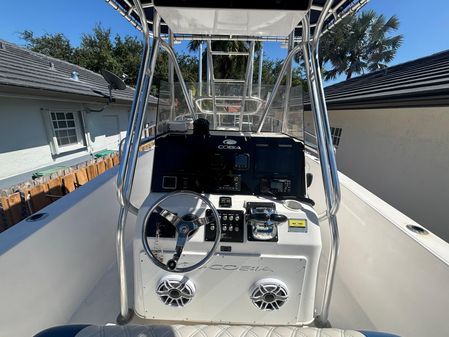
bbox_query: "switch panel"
[205,209,245,242]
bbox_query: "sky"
[1,0,449,84]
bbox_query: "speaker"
[250,279,288,310]
[156,275,195,307]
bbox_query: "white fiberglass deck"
[1,150,448,337]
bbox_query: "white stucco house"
[305,49,449,241]
[0,40,156,187]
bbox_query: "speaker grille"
[156,276,195,307]
[250,279,288,311]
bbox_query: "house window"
[41,109,85,156]
[330,127,342,148]
[50,112,79,146]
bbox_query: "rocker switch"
[219,197,232,208]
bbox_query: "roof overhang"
[0,83,158,105]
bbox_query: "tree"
[20,30,74,61]
[20,26,198,92]
[113,35,143,86]
[21,25,142,84]
[253,58,305,88]
[73,25,123,79]
[188,40,263,81]
[320,10,403,80]
[150,51,199,95]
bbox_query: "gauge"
[234,153,250,170]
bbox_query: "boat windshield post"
[256,43,302,133]
[301,0,342,327]
[248,43,255,102]
[160,39,197,120]
[281,32,294,133]
[206,44,211,96]
[312,42,341,214]
[168,29,175,121]
[239,41,256,131]
[116,5,161,325]
[198,42,203,97]
[257,44,264,98]
[206,40,218,127]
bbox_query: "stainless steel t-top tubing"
[311,45,341,214]
[257,44,264,99]
[302,0,342,325]
[116,6,161,323]
[256,43,303,133]
[302,32,338,327]
[281,32,294,133]
[159,39,196,120]
[239,41,255,131]
[168,29,175,121]
[199,42,203,97]
[206,40,217,127]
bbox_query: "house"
[304,49,449,241]
[0,40,157,187]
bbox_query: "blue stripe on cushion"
[360,330,401,337]
[34,325,91,337]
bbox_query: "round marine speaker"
[250,279,288,311]
[156,275,195,307]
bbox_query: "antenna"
[100,69,126,102]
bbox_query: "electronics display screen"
[234,154,250,170]
[151,133,305,198]
[255,147,294,175]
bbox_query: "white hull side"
[1,150,448,337]
[307,154,449,337]
[0,150,153,337]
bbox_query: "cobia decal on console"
[218,139,241,150]
[199,264,274,272]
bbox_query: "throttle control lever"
[250,212,287,223]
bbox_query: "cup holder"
[406,224,429,235]
[26,213,49,222]
[283,200,303,211]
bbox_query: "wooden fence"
[0,141,154,233]
[0,153,121,232]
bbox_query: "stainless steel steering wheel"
[142,190,221,273]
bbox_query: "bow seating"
[35,324,400,337]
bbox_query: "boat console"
[151,132,306,199]
[134,131,321,325]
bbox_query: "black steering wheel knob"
[167,259,177,270]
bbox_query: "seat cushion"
[35,324,400,337]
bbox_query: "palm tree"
[320,10,403,80]
[188,40,260,80]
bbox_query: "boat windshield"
[156,81,304,139]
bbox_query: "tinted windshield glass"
[156,81,303,139]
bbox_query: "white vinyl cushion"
[76,325,366,337]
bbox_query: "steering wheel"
[142,190,221,273]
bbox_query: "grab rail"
[115,2,160,324]
[302,0,342,327]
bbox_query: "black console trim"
[151,133,306,199]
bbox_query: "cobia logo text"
[218,139,241,150]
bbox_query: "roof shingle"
[0,40,146,103]
[321,49,449,109]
